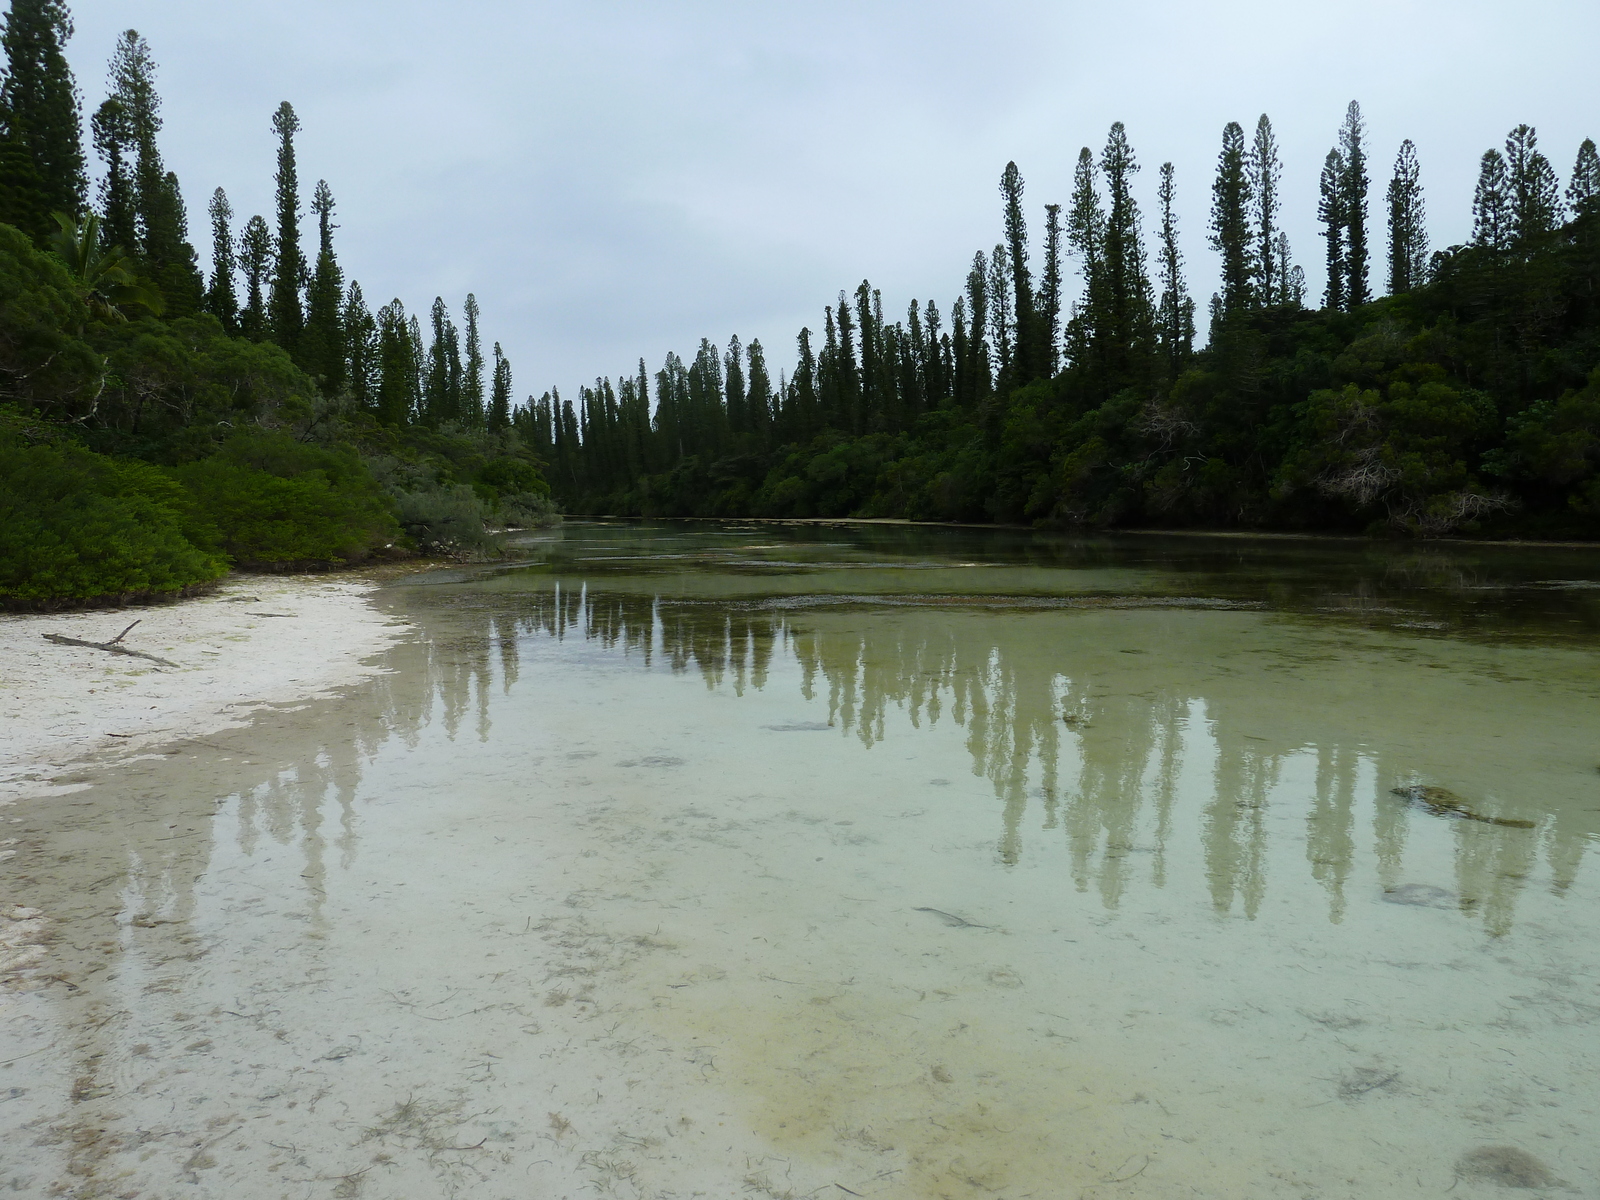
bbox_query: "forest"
[546,114,1600,537]
[0,1,553,607]
[3,0,1600,609]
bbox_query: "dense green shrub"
[0,439,226,606]
[168,431,401,566]
[0,223,104,421]
[390,483,501,554]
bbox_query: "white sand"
[0,574,412,805]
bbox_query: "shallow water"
[4,523,1600,1198]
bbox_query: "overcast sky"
[63,0,1600,401]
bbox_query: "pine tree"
[999,161,1042,381]
[1276,233,1305,306]
[0,0,85,220]
[1250,115,1281,304]
[205,187,238,332]
[793,328,819,442]
[1155,161,1195,374]
[746,339,772,439]
[922,299,949,402]
[987,243,1013,386]
[1386,139,1427,295]
[724,334,746,434]
[1504,124,1560,246]
[1039,202,1062,375]
[1065,146,1105,370]
[89,96,134,251]
[268,101,304,352]
[462,294,485,427]
[302,180,345,392]
[488,342,512,431]
[1569,138,1600,217]
[375,300,416,425]
[1318,149,1346,310]
[1099,122,1155,381]
[1339,102,1370,306]
[107,32,200,312]
[343,282,376,412]
[425,297,461,426]
[237,214,272,340]
[1209,121,1253,319]
[1471,149,1511,252]
[833,291,862,432]
[963,252,992,403]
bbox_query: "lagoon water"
[4,522,1600,1198]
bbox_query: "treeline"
[0,1,554,606]
[549,105,1600,538]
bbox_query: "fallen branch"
[42,620,180,668]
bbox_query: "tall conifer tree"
[999,162,1041,381]
[724,334,747,433]
[1276,233,1305,306]
[89,96,134,251]
[1156,162,1195,374]
[747,339,773,438]
[1568,138,1599,217]
[1099,122,1155,381]
[462,294,485,427]
[425,297,462,426]
[1209,121,1253,319]
[107,31,200,312]
[238,213,272,340]
[303,180,345,391]
[1249,115,1281,304]
[205,187,238,332]
[1338,102,1370,307]
[343,282,376,412]
[1386,140,1427,295]
[0,0,84,220]
[374,300,416,425]
[1065,147,1105,373]
[1039,202,1063,374]
[1504,124,1560,246]
[488,343,512,431]
[793,328,819,441]
[1318,149,1346,310]
[268,101,304,351]
[1471,149,1511,252]
[987,243,1013,386]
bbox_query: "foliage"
[168,430,401,566]
[0,436,225,606]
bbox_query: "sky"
[63,0,1600,402]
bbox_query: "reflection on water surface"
[3,521,1598,1198]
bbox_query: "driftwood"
[42,620,180,668]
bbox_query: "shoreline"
[0,569,424,806]
[576,513,1600,549]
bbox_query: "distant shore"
[0,572,420,806]
[573,514,1600,550]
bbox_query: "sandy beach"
[0,573,415,806]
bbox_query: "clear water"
[4,522,1599,1198]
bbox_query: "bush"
[0,439,226,607]
[391,483,503,555]
[168,430,401,566]
[498,489,560,528]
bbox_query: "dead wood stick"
[106,620,140,645]
[42,631,179,669]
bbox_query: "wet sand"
[0,575,414,806]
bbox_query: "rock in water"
[1455,1145,1562,1188]
[1390,785,1536,829]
